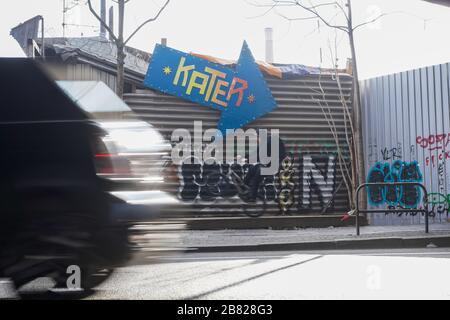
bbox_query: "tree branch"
[276,10,321,21]
[352,11,401,31]
[288,0,348,32]
[124,0,170,45]
[270,0,342,10]
[332,1,349,22]
[248,1,349,30]
[246,2,278,19]
[87,0,118,42]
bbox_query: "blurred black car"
[0,59,175,294]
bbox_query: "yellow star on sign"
[163,66,172,75]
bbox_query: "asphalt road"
[5,248,450,300]
[90,248,450,300]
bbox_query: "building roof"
[35,37,341,80]
[11,17,348,81]
[38,37,151,76]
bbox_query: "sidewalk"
[177,224,450,252]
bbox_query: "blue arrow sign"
[143,41,278,135]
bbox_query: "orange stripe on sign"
[256,60,282,78]
[191,53,235,66]
[191,52,283,79]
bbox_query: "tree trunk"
[347,0,367,210]
[116,0,126,98]
[116,45,126,98]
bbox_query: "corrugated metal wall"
[46,61,146,93]
[45,62,118,90]
[66,63,117,90]
[361,62,450,225]
[124,73,353,216]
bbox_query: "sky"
[1,0,450,79]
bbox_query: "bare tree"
[250,0,393,210]
[87,0,170,97]
[314,41,356,210]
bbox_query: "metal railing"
[355,182,429,236]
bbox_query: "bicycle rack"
[355,182,429,236]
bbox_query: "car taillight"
[95,153,114,175]
[92,136,131,177]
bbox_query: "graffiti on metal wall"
[291,142,340,212]
[384,192,450,218]
[381,147,402,161]
[424,151,450,167]
[368,143,403,161]
[367,160,423,208]
[416,134,450,167]
[179,161,276,202]
[414,133,450,217]
[368,143,449,217]
[428,193,450,217]
[287,143,339,212]
[298,154,337,212]
[416,134,450,151]
[278,157,296,213]
[179,153,338,213]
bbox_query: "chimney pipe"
[161,38,168,46]
[109,6,114,41]
[100,0,107,38]
[265,27,274,64]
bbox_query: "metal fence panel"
[362,63,450,225]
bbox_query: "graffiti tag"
[179,153,338,213]
[381,147,402,161]
[298,154,337,212]
[180,162,276,202]
[416,134,450,151]
[367,160,423,208]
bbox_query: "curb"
[183,215,368,230]
[187,235,450,253]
